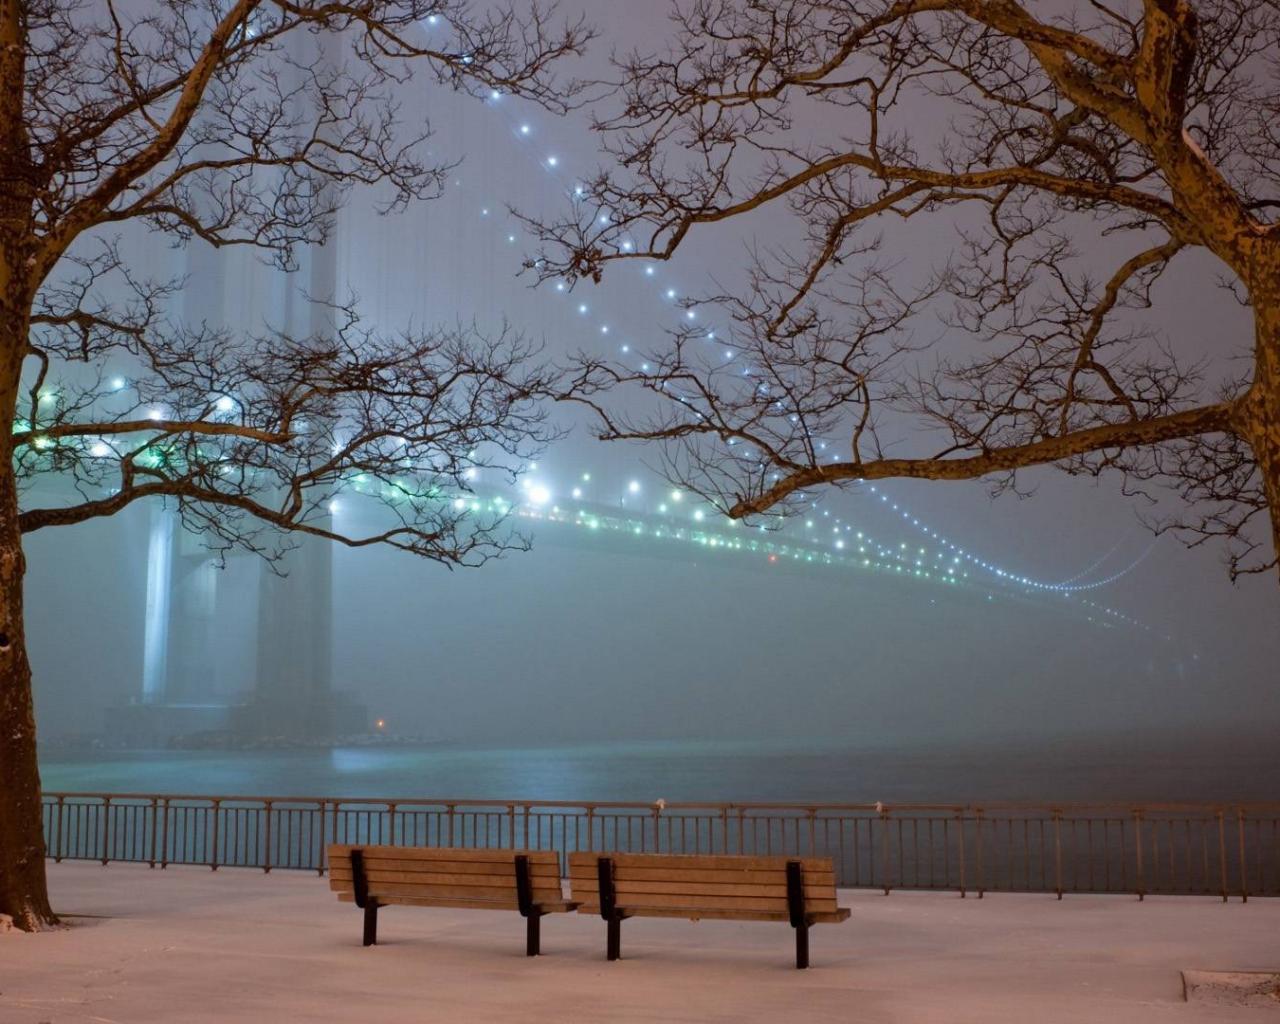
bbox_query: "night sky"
[24,0,1280,753]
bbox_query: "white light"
[621,240,633,251]
[490,89,501,100]
[215,395,235,413]
[109,377,126,391]
[147,408,164,421]
[453,498,467,510]
[427,14,438,24]
[556,282,566,292]
[582,472,591,481]
[694,510,704,522]
[528,484,552,506]
[685,309,696,320]
[547,156,558,167]
[670,490,682,502]
[329,500,341,513]
[621,344,630,353]
[574,185,584,196]
[507,234,516,243]
[578,303,588,314]
[666,288,676,299]
[598,213,610,224]
[645,267,655,276]
[90,442,112,458]
[600,325,609,334]
[520,124,531,135]
[481,208,489,216]
[572,487,582,499]
[628,480,641,494]
[463,468,478,481]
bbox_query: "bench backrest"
[328,844,563,908]
[567,852,838,919]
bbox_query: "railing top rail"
[40,791,1280,815]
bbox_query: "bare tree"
[0,0,589,931]
[524,0,1280,583]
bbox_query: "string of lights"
[455,86,1158,619]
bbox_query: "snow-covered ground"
[3,861,1279,1022]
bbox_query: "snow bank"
[2,862,1278,1022]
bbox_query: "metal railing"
[42,793,1280,900]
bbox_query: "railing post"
[957,811,966,898]
[508,804,516,849]
[446,804,456,846]
[1053,811,1063,900]
[1133,809,1145,901]
[148,797,159,868]
[1217,810,1228,902]
[263,801,273,874]
[326,799,336,874]
[53,796,64,863]
[387,803,397,847]
[880,807,891,896]
[1237,809,1249,903]
[737,807,746,856]
[210,799,221,871]
[721,806,729,855]
[807,809,817,856]
[586,805,596,852]
[101,797,111,865]
[160,798,169,869]
[975,809,985,899]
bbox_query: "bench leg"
[606,917,621,961]
[793,921,809,970]
[362,902,379,947]
[526,913,542,957]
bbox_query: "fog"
[26,1,1280,788]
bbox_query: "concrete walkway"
[2,862,1278,1022]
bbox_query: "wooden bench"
[327,844,578,955]
[568,852,849,968]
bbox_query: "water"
[39,733,1280,805]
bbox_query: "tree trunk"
[0,427,56,932]
[1240,289,1280,580]
[0,0,52,933]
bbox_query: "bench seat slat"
[338,893,579,913]
[332,858,561,879]
[578,906,855,926]
[570,879,836,899]
[330,868,562,890]
[567,866,834,886]
[332,875,563,901]
[567,852,831,872]
[575,891,837,913]
[329,845,558,865]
